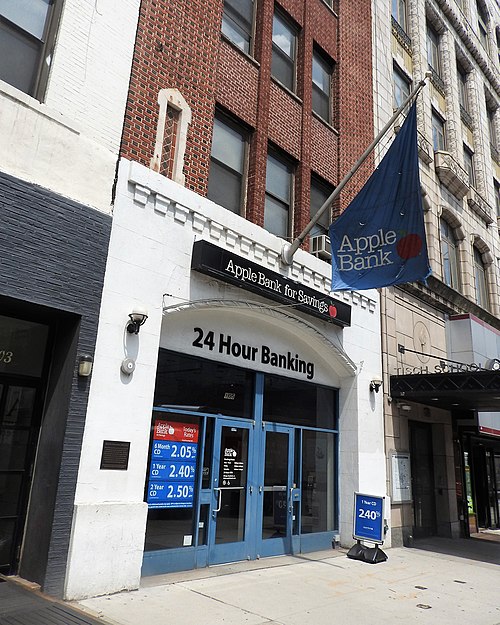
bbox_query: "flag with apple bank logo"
[329,103,431,291]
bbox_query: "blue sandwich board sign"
[353,493,385,544]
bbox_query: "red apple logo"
[396,233,422,259]
[328,304,337,318]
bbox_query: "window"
[488,104,498,157]
[440,219,460,290]
[426,24,441,75]
[312,49,332,122]
[457,65,469,112]
[221,0,254,54]
[477,2,489,52]
[392,0,408,31]
[463,145,475,187]
[207,114,248,215]
[431,111,446,151]
[494,179,500,216]
[473,247,489,309]
[393,66,411,109]
[271,11,297,92]
[0,0,60,99]
[310,176,333,238]
[264,151,293,238]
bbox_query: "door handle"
[213,488,222,513]
[289,487,294,513]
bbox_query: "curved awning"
[162,297,357,376]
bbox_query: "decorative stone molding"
[434,150,470,197]
[133,184,150,206]
[440,205,466,240]
[467,187,494,224]
[150,89,192,185]
[391,16,412,53]
[126,163,378,312]
[418,132,433,164]
[154,193,170,215]
[434,0,500,98]
[472,234,494,265]
[226,230,238,248]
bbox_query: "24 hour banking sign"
[147,420,199,509]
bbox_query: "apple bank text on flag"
[329,103,431,291]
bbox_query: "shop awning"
[390,370,500,412]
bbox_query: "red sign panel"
[153,420,199,443]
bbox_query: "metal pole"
[281,73,430,266]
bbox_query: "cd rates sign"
[353,493,385,544]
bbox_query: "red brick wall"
[121,0,373,242]
[338,1,374,210]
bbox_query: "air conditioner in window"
[310,234,332,260]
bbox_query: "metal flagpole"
[280,72,431,266]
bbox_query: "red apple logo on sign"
[396,233,422,260]
[328,304,337,318]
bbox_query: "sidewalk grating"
[0,582,108,625]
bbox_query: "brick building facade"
[119,0,374,233]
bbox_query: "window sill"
[0,79,81,135]
[312,110,339,136]
[270,76,303,105]
[220,34,260,69]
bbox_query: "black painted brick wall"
[0,170,112,596]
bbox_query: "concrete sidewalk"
[75,536,500,625]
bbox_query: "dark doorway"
[472,444,499,529]
[0,315,49,574]
[409,421,437,538]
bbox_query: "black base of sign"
[347,541,388,564]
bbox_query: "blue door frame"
[207,417,257,564]
[257,423,297,558]
[142,374,339,576]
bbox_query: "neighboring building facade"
[0,0,139,597]
[63,0,388,600]
[374,0,500,546]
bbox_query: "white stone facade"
[373,0,500,544]
[63,158,387,599]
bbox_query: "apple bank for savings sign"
[147,420,199,509]
[191,241,351,327]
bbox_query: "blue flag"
[329,103,431,291]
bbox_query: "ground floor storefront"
[62,160,386,599]
[389,310,500,545]
[142,350,339,575]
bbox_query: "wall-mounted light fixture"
[369,378,383,393]
[126,306,148,334]
[78,354,94,377]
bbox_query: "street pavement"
[75,533,500,625]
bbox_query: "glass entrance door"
[0,383,40,573]
[258,424,296,558]
[208,419,255,564]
